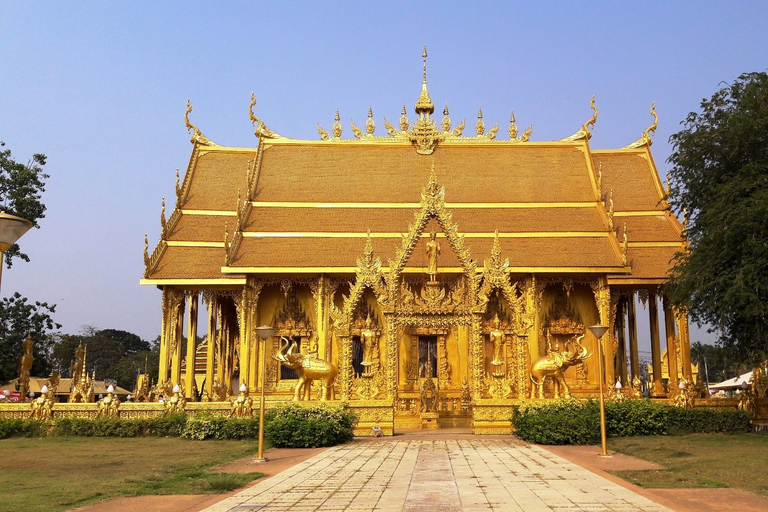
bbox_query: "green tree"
[0,292,61,383]
[665,71,768,358]
[0,141,49,267]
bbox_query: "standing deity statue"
[490,315,505,367]
[426,231,441,282]
[17,334,34,399]
[360,315,378,372]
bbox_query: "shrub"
[512,399,600,445]
[264,402,357,448]
[0,419,46,439]
[512,399,752,444]
[181,416,259,440]
[667,407,751,433]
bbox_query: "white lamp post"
[588,324,610,457]
[254,325,276,463]
[0,211,34,291]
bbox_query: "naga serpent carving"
[530,334,590,399]
[273,337,338,401]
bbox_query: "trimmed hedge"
[0,404,358,448]
[512,399,751,444]
[265,402,357,448]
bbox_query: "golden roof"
[143,59,684,286]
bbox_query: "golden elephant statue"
[530,334,590,399]
[273,337,338,401]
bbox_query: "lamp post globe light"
[254,325,276,463]
[587,324,610,457]
[0,211,34,290]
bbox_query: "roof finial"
[160,197,166,230]
[509,111,518,139]
[442,104,451,133]
[366,106,375,135]
[476,107,485,135]
[642,101,658,144]
[143,234,150,269]
[415,46,434,116]
[399,104,409,132]
[332,109,342,138]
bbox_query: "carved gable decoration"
[544,293,584,335]
[273,293,312,337]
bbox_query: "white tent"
[709,371,753,391]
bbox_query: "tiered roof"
[142,61,683,287]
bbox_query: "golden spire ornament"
[442,105,451,133]
[508,111,518,139]
[399,104,409,132]
[414,46,434,116]
[332,109,342,138]
[366,106,375,135]
[476,108,485,135]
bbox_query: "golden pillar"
[170,297,185,387]
[627,292,640,381]
[649,292,665,396]
[663,296,679,391]
[598,280,614,386]
[676,307,693,381]
[471,313,484,400]
[204,293,217,399]
[185,292,199,400]
[238,286,254,392]
[615,296,627,385]
[158,287,172,384]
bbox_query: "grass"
[608,433,768,497]
[0,437,266,512]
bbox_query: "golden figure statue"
[489,315,505,370]
[69,343,95,403]
[96,387,120,419]
[229,386,254,418]
[17,334,34,400]
[360,315,378,374]
[426,231,440,282]
[29,394,53,421]
[163,385,187,415]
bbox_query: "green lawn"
[0,437,265,512]
[609,433,768,497]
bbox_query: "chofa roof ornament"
[625,102,658,148]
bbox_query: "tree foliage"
[0,141,49,267]
[665,72,768,357]
[48,327,157,390]
[0,292,61,384]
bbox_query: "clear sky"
[1,2,767,349]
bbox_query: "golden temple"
[140,51,693,434]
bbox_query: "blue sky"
[1,2,767,348]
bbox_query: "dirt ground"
[75,435,768,512]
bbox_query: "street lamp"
[254,325,276,463]
[588,324,610,457]
[0,211,34,291]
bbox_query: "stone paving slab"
[202,440,670,512]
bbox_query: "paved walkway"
[203,439,669,511]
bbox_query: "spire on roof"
[249,92,280,139]
[184,99,215,146]
[414,46,434,117]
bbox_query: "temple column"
[663,296,679,392]
[649,291,665,396]
[204,293,217,399]
[386,314,398,401]
[185,292,199,400]
[676,307,693,381]
[238,285,254,392]
[627,292,640,382]
[158,287,172,384]
[598,279,614,386]
[170,296,185,387]
[615,296,627,385]
[339,334,351,400]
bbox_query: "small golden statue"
[163,384,187,415]
[360,315,378,375]
[96,385,120,419]
[28,385,54,421]
[489,315,505,376]
[211,376,229,402]
[426,231,440,283]
[229,384,254,418]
